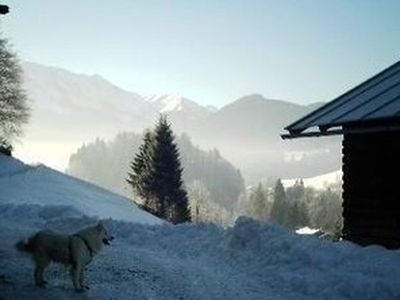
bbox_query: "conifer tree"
[288,201,308,229]
[127,130,156,211]
[286,179,309,229]
[270,179,287,225]
[127,115,190,223]
[247,183,269,220]
[297,201,309,228]
[151,115,190,223]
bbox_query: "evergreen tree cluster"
[307,183,343,233]
[241,178,342,233]
[245,183,271,221]
[178,133,245,210]
[68,132,143,194]
[127,116,190,224]
[68,131,245,220]
[270,179,308,229]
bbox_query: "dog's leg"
[79,268,89,290]
[34,260,49,287]
[71,264,85,293]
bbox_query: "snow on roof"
[0,154,161,224]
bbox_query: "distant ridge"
[19,61,340,181]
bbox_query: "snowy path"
[0,206,265,300]
[1,204,400,300]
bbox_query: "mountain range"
[19,61,341,182]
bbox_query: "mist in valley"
[14,61,344,230]
[18,61,342,180]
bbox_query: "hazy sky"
[1,0,400,107]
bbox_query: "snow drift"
[1,154,400,299]
[2,208,400,299]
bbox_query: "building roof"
[282,60,400,139]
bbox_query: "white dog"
[16,221,114,292]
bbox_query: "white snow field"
[0,154,161,224]
[1,155,400,299]
[283,170,342,190]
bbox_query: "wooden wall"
[342,130,400,248]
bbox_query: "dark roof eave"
[282,120,400,139]
[284,60,400,133]
[281,128,343,139]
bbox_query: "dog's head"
[96,221,114,246]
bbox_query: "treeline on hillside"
[68,131,245,223]
[240,179,342,234]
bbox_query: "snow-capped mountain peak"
[145,94,187,113]
[145,94,214,118]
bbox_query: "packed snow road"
[1,204,400,300]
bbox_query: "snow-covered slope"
[23,61,145,114]
[0,154,161,224]
[283,169,342,190]
[1,155,400,299]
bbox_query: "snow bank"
[0,154,161,224]
[1,154,400,299]
[1,207,400,300]
[296,226,320,235]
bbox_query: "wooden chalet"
[282,60,400,249]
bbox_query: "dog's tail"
[15,238,34,253]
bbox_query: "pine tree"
[127,116,190,223]
[286,179,309,229]
[0,35,29,151]
[126,130,156,212]
[287,179,305,201]
[151,115,190,223]
[270,179,287,225]
[247,183,269,221]
[287,201,308,230]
